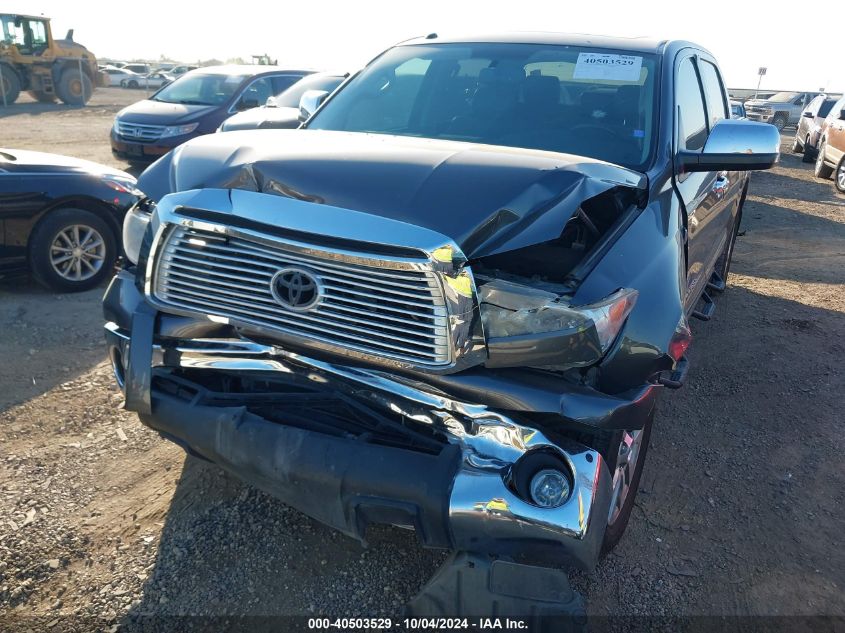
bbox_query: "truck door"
[672,54,735,313]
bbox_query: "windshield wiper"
[174,99,212,106]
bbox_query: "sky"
[17,0,842,92]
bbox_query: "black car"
[110,66,313,163]
[105,34,779,613]
[0,149,141,291]
[218,72,348,132]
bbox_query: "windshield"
[275,75,345,108]
[308,43,659,170]
[768,92,799,103]
[152,73,247,106]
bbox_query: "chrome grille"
[152,226,452,367]
[115,121,165,142]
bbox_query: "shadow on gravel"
[0,276,109,412]
[572,284,844,617]
[734,200,845,285]
[117,284,844,626]
[119,454,445,628]
[0,102,124,119]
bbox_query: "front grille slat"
[163,274,446,341]
[116,121,166,142]
[172,239,442,302]
[154,226,453,367]
[179,238,436,290]
[162,251,444,320]
[162,281,447,348]
[162,294,445,361]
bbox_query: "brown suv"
[814,95,845,192]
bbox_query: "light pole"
[754,67,767,100]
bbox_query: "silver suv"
[791,94,837,162]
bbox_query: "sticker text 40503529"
[573,53,643,82]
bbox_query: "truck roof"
[398,32,704,56]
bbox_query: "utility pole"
[755,67,767,100]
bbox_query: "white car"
[102,65,140,87]
[169,65,198,77]
[120,71,173,90]
[122,63,152,75]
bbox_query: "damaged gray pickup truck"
[104,34,779,619]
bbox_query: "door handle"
[712,171,729,197]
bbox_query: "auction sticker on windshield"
[573,53,643,82]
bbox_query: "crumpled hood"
[116,99,219,125]
[1,148,133,179]
[138,129,645,258]
[221,106,301,131]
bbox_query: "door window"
[676,57,707,151]
[698,60,728,128]
[271,75,301,96]
[238,77,273,108]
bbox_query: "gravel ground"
[1,89,843,631]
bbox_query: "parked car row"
[809,95,845,193]
[100,63,196,89]
[744,91,825,130]
[109,66,335,162]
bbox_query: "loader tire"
[57,68,93,105]
[0,66,21,105]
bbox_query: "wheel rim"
[838,163,845,190]
[49,224,106,282]
[775,117,785,130]
[607,428,644,526]
[69,78,82,96]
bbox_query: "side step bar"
[707,271,726,293]
[692,291,715,321]
[407,552,587,632]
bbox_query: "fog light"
[529,469,571,508]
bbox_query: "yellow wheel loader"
[0,13,106,106]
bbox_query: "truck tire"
[771,113,787,131]
[0,65,21,105]
[601,409,654,556]
[835,156,845,194]
[29,208,117,292]
[802,136,815,163]
[815,139,833,179]
[27,90,57,104]
[57,68,93,105]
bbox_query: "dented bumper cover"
[102,270,641,570]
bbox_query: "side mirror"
[802,111,814,118]
[264,96,279,108]
[677,119,780,173]
[839,110,845,121]
[237,96,260,111]
[299,89,329,121]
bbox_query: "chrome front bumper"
[105,320,612,570]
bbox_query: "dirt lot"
[1,89,843,631]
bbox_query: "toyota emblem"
[269,267,322,311]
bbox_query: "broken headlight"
[122,198,154,265]
[479,279,637,368]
